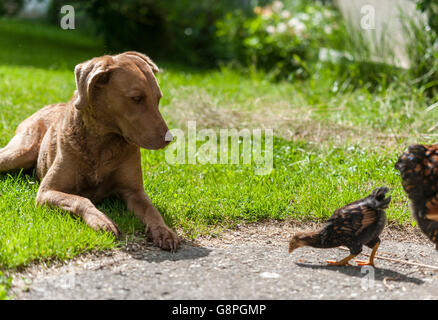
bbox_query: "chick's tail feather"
[369,187,391,209]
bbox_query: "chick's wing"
[328,203,377,236]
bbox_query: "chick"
[395,144,438,249]
[289,187,391,266]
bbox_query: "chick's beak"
[288,240,299,254]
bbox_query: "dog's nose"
[165,131,174,143]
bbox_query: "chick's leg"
[355,241,380,266]
[326,254,357,266]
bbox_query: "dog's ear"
[73,56,114,110]
[122,51,159,74]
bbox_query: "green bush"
[411,0,438,96]
[47,0,255,67]
[0,0,22,16]
[216,0,343,80]
[417,0,438,34]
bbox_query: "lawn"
[0,18,436,283]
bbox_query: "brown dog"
[0,51,180,251]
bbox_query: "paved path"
[11,222,438,300]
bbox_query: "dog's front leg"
[36,189,120,236]
[124,191,180,251]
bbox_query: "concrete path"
[10,222,438,300]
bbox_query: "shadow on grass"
[0,169,39,194]
[0,19,105,71]
[0,170,180,243]
[98,197,180,238]
[0,19,219,73]
[295,262,424,285]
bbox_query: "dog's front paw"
[147,224,180,252]
[84,211,120,237]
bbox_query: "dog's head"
[73,51,171,150]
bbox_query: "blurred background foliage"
[413,0,438,95]
[0,0,437,95]
[418,0,438,33]
[47,0,262,66]
[0,0,22,16]
[215,1,344,80]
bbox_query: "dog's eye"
[131,95,144,103]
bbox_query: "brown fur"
[0,52,179,251]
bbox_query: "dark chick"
[395,144,438,249]
[289,187,391,266]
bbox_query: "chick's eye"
[131,95,144,103]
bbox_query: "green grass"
[0,271,11,299]
[0,19,104,70]
[141,138,412,236]
[0,18,436,284]
[0,171,116,269]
